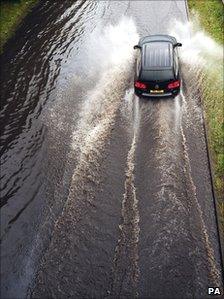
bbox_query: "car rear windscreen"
[140,69,174,82]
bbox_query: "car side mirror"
[174,42,182,47]
[133,45,141,50]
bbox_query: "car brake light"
[168,80,180,89]
[135,81,146,89]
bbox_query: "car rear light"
[168,80,180,89]
[134,81,146,89]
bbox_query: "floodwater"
[0,1,223,298]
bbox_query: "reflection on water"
[0,1,101,297]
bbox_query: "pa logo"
[208,287,221,295]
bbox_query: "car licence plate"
[150,90,164,93]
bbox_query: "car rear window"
[140,69,174,82]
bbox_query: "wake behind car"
[133,35,182,98]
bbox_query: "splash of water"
[85,17,139,76]
[170,18,223,72]
[71,17,139,155]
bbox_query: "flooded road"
[0,1,223,298]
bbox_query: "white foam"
[170,18,223,69]
[71,17,139,161]
[85,17,139,75]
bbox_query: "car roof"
[142,41,173,70]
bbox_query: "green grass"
[188,0,223,44]
[0,0,38,52]
[188,0,224,232]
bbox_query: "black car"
[133,35,182,98]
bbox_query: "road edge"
[0,0,39,54]
[185,0,224,287]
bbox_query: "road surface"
[1,1,223,298]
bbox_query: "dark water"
[0,1,223,298]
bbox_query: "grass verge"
[0,0,38,52]
[188,0,224,232]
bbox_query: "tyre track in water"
[31,57,136,298]
[135,98,196,298]
[30,14,139,298]
[180,64,223,288]
[180,108,221,288]
[135,92,222,298]
[111,97,140,298]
